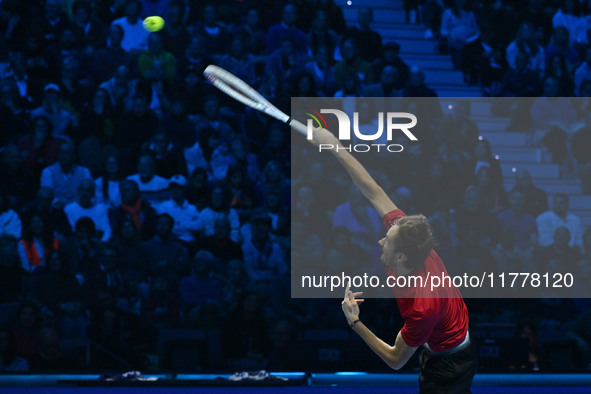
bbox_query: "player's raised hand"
[341,284,364,326]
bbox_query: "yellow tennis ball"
[143,16,165,32]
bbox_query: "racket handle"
[288,119,308,137]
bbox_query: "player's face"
[380,224,414,275]
[379,225,402,269]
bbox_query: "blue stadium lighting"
[335,372,368,375]
[273,372,307,377]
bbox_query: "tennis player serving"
[309,127,476,394]
[202,64,476,392]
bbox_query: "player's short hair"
[392,214,436,270]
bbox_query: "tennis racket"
[203,65,308,136]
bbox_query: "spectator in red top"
[18,214,59,273]
[309,127,476,393]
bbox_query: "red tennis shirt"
[383,209,469,352]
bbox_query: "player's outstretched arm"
[309,127,398,217]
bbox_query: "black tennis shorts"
[418,338,478,394]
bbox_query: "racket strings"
[207,75,262,110]
[204,64,291,125]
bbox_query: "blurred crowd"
[0,0,590,373]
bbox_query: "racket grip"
[288,119,308,137]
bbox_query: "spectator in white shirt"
[111,0,150,53]
[40,142,93,208]
[537,193,583,248]
[552,0,587,45]
[200,185,241,243]
[64,179,112,242]
[241,209,286,285]
[506,22,545,75]
[127,154,170,202]
[152,175,202,244]
[0,193,22,240]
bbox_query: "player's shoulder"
[426,249,446,270]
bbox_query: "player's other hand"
[341,284,364,325]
